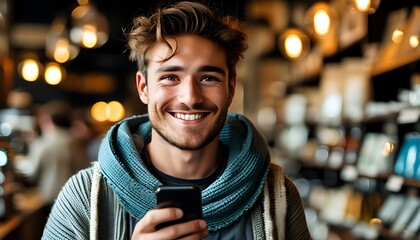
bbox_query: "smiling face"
[137,35,236,150]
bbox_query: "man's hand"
[132,208,208,240]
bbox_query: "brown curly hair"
[126,1,248,81]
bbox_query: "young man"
[42,1,311,239]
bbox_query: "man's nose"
[177,78,204,106]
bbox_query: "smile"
[173,113,205,120]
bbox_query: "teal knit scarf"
[98,112,270,231]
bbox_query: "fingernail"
[199,220,207,229]
[175,209,183,217]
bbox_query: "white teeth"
[174,113,204,120]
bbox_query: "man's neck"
[146,138,221,180]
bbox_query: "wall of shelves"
[241,1,420,239]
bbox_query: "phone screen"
[155,185,203,229]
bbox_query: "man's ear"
[136,71,148,104]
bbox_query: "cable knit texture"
[98,113,270,231]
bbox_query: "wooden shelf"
[371,50,420,77]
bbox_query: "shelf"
[402,178,420,188]
[322,220,407,240]
[379,228,404,240]
[300,161,420,189]
[371,50,420,77]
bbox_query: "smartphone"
[155,185,203,229]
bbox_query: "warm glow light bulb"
[21,59,40,81]
[91,101,108,122]
[285,34,303,59]
[44,63,63,85]
[392,29,404,43]
[352,0,380,14]
[91,101,125,122]
[410,35,419,48]
[305,3,337,39]
[54,39,70,63]
[107,101,125,122]
[71,4,109,48]
[354,0,370,12]
[279,28,310,60]
[314,9,330,36]
[71,5,91,19]
[82,24,98,48]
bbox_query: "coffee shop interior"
[0,0,420,239]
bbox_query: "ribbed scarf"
[98,112,270,231]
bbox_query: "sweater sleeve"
[284,176,312,239]
[42,167,93,239]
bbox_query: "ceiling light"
[305,3,338,39]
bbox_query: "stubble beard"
[149,106,228,151]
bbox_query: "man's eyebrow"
[199,66,226,75]
[156,65,183,73]
[155,65,226,75]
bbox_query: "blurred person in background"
[23,100,90,208]
[71,108,103,163]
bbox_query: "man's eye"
[162,76,177,81]
[202,76,218,82]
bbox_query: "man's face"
[137,35,235,150]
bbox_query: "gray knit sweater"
[42,163,311,239]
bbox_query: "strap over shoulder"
[262,163,286,240]
[90,162,102,240]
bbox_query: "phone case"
[155,185,203,229]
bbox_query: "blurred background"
[6,0,248,108]
[0,0,420,239]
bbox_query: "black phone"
[155,185,203,229]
